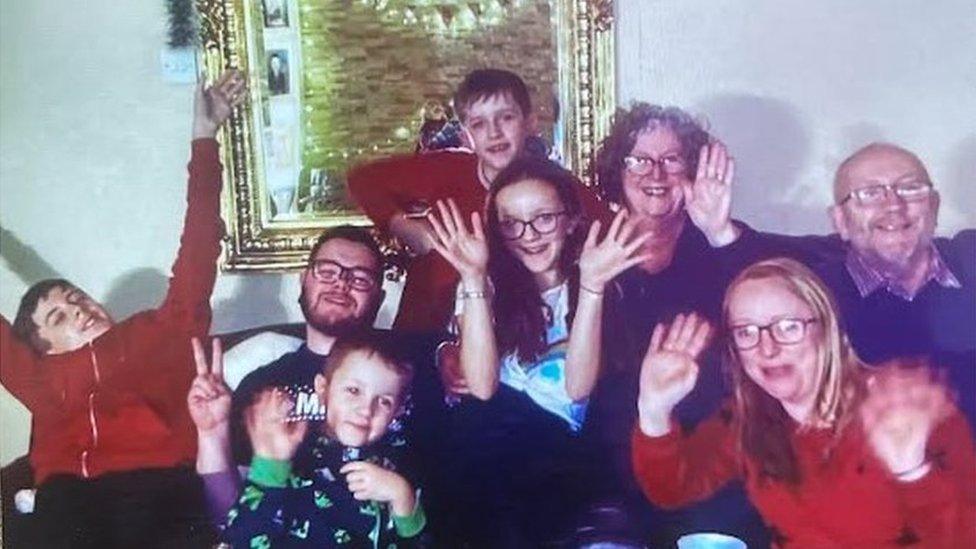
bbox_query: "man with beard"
[228,226,387,464]
[192,226,448,529]
[190,226,386,519]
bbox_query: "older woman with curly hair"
[593,104,739,253]
[582,103,768,545]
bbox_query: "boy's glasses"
[498,211,567,240]
[309,259,379,291]
[729,318,819,350]
[623,154,686,176]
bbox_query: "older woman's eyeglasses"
[839,181,932,206]
[623,154,686,176]
[729,317,819,350]
[498,211,567,240]
[309,259,379,291]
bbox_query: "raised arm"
[189,337,234,473]
[860,365,976,540]
[894,410,976,545]
[426,199,496,400]
[347,154,453,256]
[157,71,244,333]
[187,337,240,523]
[222,388,308,545]
[564,211,652,400]
[683,141,739,247]
[685,142,845,268]
[630,314,742,507]
[0,315,45,411]
[631,401,741,509]
[635,313,712,436]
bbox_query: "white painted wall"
[1,0,974,465]
[0,0,308,465]
[616,0,976,235]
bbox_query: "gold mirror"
[197,0,614,271]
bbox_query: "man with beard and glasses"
[192,226,448,532]
[228,227,388,461]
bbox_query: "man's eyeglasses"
[623,154,686,176]
[309,259,379,291]
[729,318,819,350]
[839,181,932,207]
[498,211,567,240]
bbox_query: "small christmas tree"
[166,0,198,48]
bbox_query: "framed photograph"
[196,0,615,271]
[266,50,289,96]
[262,0,289,27]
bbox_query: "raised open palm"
[861,363,952,476]
[638,313,712,434]
[684,141,736,245]
[427,198,488,282]
[579,209,654,292]
[193,69,246,139]
[246,388,308,462]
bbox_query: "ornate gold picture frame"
[197,0,614,271]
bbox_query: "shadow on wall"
[941,134,976,232]
[0,226,171,321]
[0,226,62,284]
[836,122,886,153]
[694,94,824,235]
[212,273,289,333]
[1,225,292,335]
[103,268,168,320]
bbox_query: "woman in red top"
[632,257,975,547]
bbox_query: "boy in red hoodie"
[0,70,243,547]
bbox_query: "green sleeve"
[392,495,427,538]
[247,455,292,488]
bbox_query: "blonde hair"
[722,258,864,483]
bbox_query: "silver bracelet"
[459,289,488,299]
[579,283,604,297]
